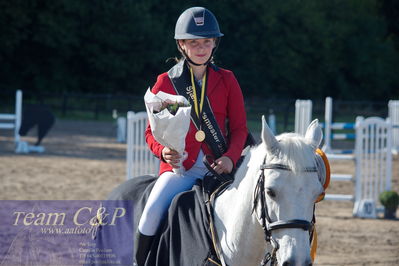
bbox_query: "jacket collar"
[168,60,222,96]
[207,63,222,96]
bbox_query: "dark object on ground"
[19,104,55,145]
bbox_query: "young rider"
[136,7,248,265]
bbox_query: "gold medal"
[190,67,207,143]
[195,130,206,142]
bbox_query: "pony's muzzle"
[282,259,312,266]
[282,259,313,266]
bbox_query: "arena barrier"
[126,111,159,179]
[112,109,127,143]
[127,108,392,217]
[295,97,398,154]
[268,110,277,135]
[294,99,393,218]
[0,90,44,153]
[294,97,356,151]
[116,117,127,143]
[388,100,399,154]
[294,99,357,204]
[325,116,392,218]
[1,90,47,153]
[0,90,22,149]
[0,90,45,153]
[323,97,356,154]
[294,99,312,136]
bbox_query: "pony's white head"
[255,116,325,266]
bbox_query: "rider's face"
[179,38,215,65]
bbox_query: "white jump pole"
[116,117,127,143]
[323,97,333,153]
[388,100,399,154]
[0,90,22,147]
[268,110,276,135]
[126,111,134,179]
[15,90,22,144]
[294,99,312,136]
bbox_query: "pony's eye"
[267,189,276,198]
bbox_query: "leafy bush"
[379,190,399,211]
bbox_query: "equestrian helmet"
[174,7,224,40]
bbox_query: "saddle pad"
[84,175,157,266]
[147,179,220,266]
[88,175,221,266]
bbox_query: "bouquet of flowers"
[144,88,192,175]
[156,101,189,116]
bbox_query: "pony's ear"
[261,115,279,154]
[305,119,323,149]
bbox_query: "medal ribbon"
[189,67,206,121]
[168,60,228,157]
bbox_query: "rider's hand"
[162,147,181,168]
[212,156,233,174]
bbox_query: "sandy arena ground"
[0,119,398,265]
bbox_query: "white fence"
[353,117,392,217]
[1,90,46,153]
[294,100,393,218]
[0,90,22,147]
[389,100,399,154]
[324,117,392,218]
[125,104,394,218]
[126,111,159,179]
[295,97,398,154]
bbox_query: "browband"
[260,163,317,173]
[260,148,331,202]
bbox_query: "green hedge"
[1,0,399,100]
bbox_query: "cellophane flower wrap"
[144,88,191,175]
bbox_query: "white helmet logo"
[192,10,205,26]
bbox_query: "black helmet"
[174,7,224,40]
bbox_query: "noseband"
[253,158,317,266]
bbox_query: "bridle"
[252,159,318,266]
[203,147,329,266]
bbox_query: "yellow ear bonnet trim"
[310,227,318,262]
[315,148,330,190]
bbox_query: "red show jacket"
[145,64,248,175]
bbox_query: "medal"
[190,67,208,143]
[195,130,206,142]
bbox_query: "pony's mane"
[238,132,317,184]
[271,133,316,174]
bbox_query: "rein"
[252,158,316,266]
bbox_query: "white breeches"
[138,150,208,236]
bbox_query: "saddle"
[83,170,233,266]
[86,134,257,266]
[145,133,257,266]
[145,160,234,266]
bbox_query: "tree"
[378,0,399,50]
[0,0,398,100]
